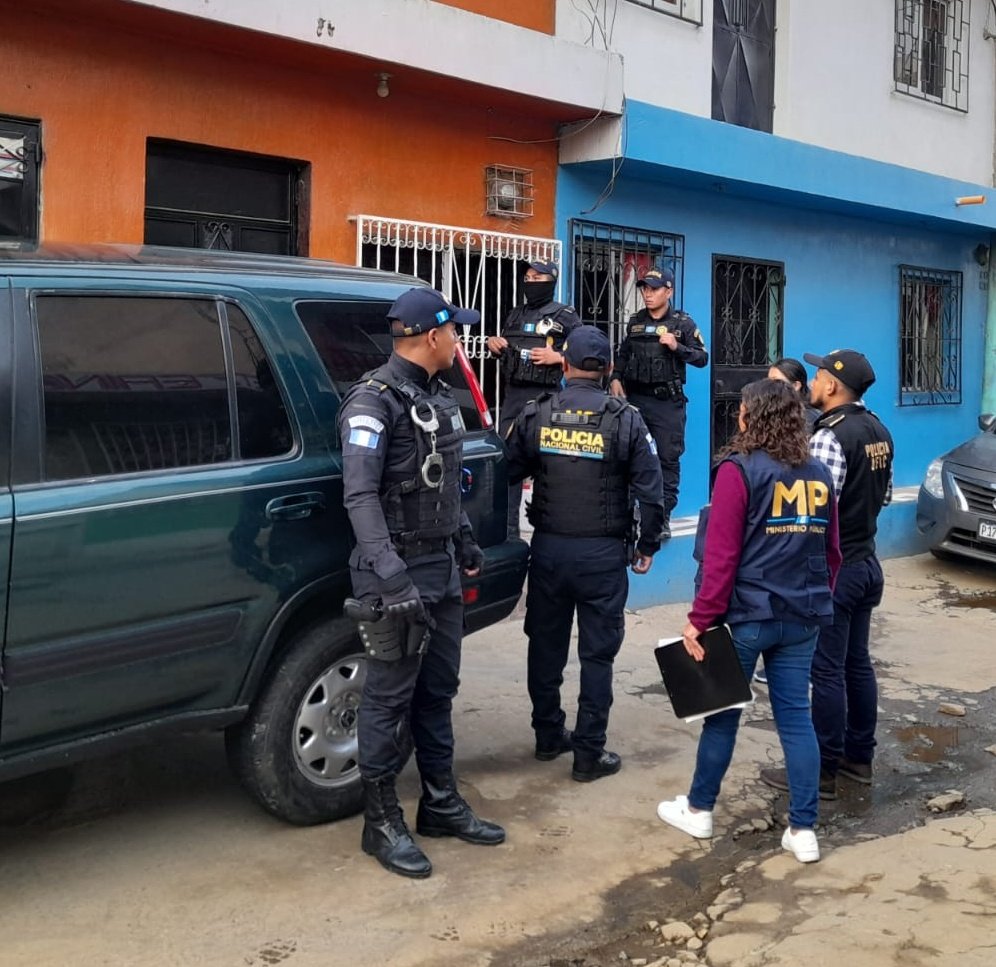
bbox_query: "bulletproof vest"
[526,394,632,538]
[816,403,894,564]
[722,451,836,626]
[621,310,689,388]
[502,302,573,387]
[364,365,465,546]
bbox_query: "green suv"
[0,245,527,824]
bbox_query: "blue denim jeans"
[811,556,884,774]
[688,619,821,829]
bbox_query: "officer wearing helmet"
[338,287,505,879]
[487,259,581,536]
[504,326,664,782]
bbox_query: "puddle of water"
[893,723,961,763]
[938,590,996,609]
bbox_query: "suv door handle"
[265,492,326,521]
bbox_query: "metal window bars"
[894,0,969,112]
[570,219,685,352]
[899,265,962,405]
[354,214,561,421]
[624,0,704,27]
[484,165,534,219]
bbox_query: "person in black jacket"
[487,260,580,536]
[610,267,708,538]
[761,349,893,803]
[338,287,505,879]
[504,326,664,782]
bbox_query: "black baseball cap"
[803,349,876,395]
[563,325,611,371]
[387,287,480,336]
[636,267,675,290]
[525,259,559,280]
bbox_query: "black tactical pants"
[524,532,628,757]
[629,393,686,518]
[356,553,464,780]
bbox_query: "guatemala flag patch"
[646,432,658,456]
[349,428,381,448]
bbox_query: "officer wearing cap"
[761,349,893,802]
[487,260,581,536]
[338,287,505,879]
[504,325,664,782]
[610,267,708,539]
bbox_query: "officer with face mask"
[504,326,664,781]
[339,287,505,879]
[487,260,581,537]
[610,267,709,539]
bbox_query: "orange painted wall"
[0,6,559,262]
[433,0,555,34]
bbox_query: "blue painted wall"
[558,163,990,519]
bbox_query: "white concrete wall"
[556,0,996,186]
[131,0,624,115]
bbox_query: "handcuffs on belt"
[410,401,445,489]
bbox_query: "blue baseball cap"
[525,259,559,280]
[387,287,480,336]
[563,325,611,371]
[636,267,675,289]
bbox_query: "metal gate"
[710,255,784,458]
[354,214,561,420]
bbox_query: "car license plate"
[978,520,996,542]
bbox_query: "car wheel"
[226,617,367,825]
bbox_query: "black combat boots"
[415,772,506,845]
[361,776,432,879]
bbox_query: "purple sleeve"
[688,462,748,632]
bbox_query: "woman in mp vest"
[657,378,842,863]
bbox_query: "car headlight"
[923,458,944,498]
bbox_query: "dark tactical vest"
[363,366,465,547]
[815,403,894,564]
[621,311,692,393]
[527,394,632,538]
[502,302,574,388]
[721,450,836,627]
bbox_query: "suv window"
[295,299,483,432]
[35,295,294,481]
[226,303,294,459]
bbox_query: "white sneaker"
[656,795,713,839]
[781,826,820,863]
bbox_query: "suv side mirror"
[979,413,996,432]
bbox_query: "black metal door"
[712,0,777,132]
[710,255,784,459]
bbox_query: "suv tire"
[225,617,367,825]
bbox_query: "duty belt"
[627,380,685,402]
[392,535,451,558]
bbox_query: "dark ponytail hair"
[771,357,809,399]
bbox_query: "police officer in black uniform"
[338,287,505,879]
[610,267,708,538]
[504,326,664,782]
[487,259,581,536]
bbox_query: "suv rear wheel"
[226,618,367,825]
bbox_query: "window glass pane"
[295,300,482,432]
[225,304,294,459]
[36,296,231,479]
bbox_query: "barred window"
[624,0,703,27]
[1,116,40,246]
[570,220,685,349]
[894,0,969,112]
[899,265,962,405]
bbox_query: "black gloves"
[459,540,485,574]
[379,571,425,621]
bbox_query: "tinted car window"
[295,299,483,431]
[36,295,231,479]
[226,304,294,459]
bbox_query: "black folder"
[654,625,754,723]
